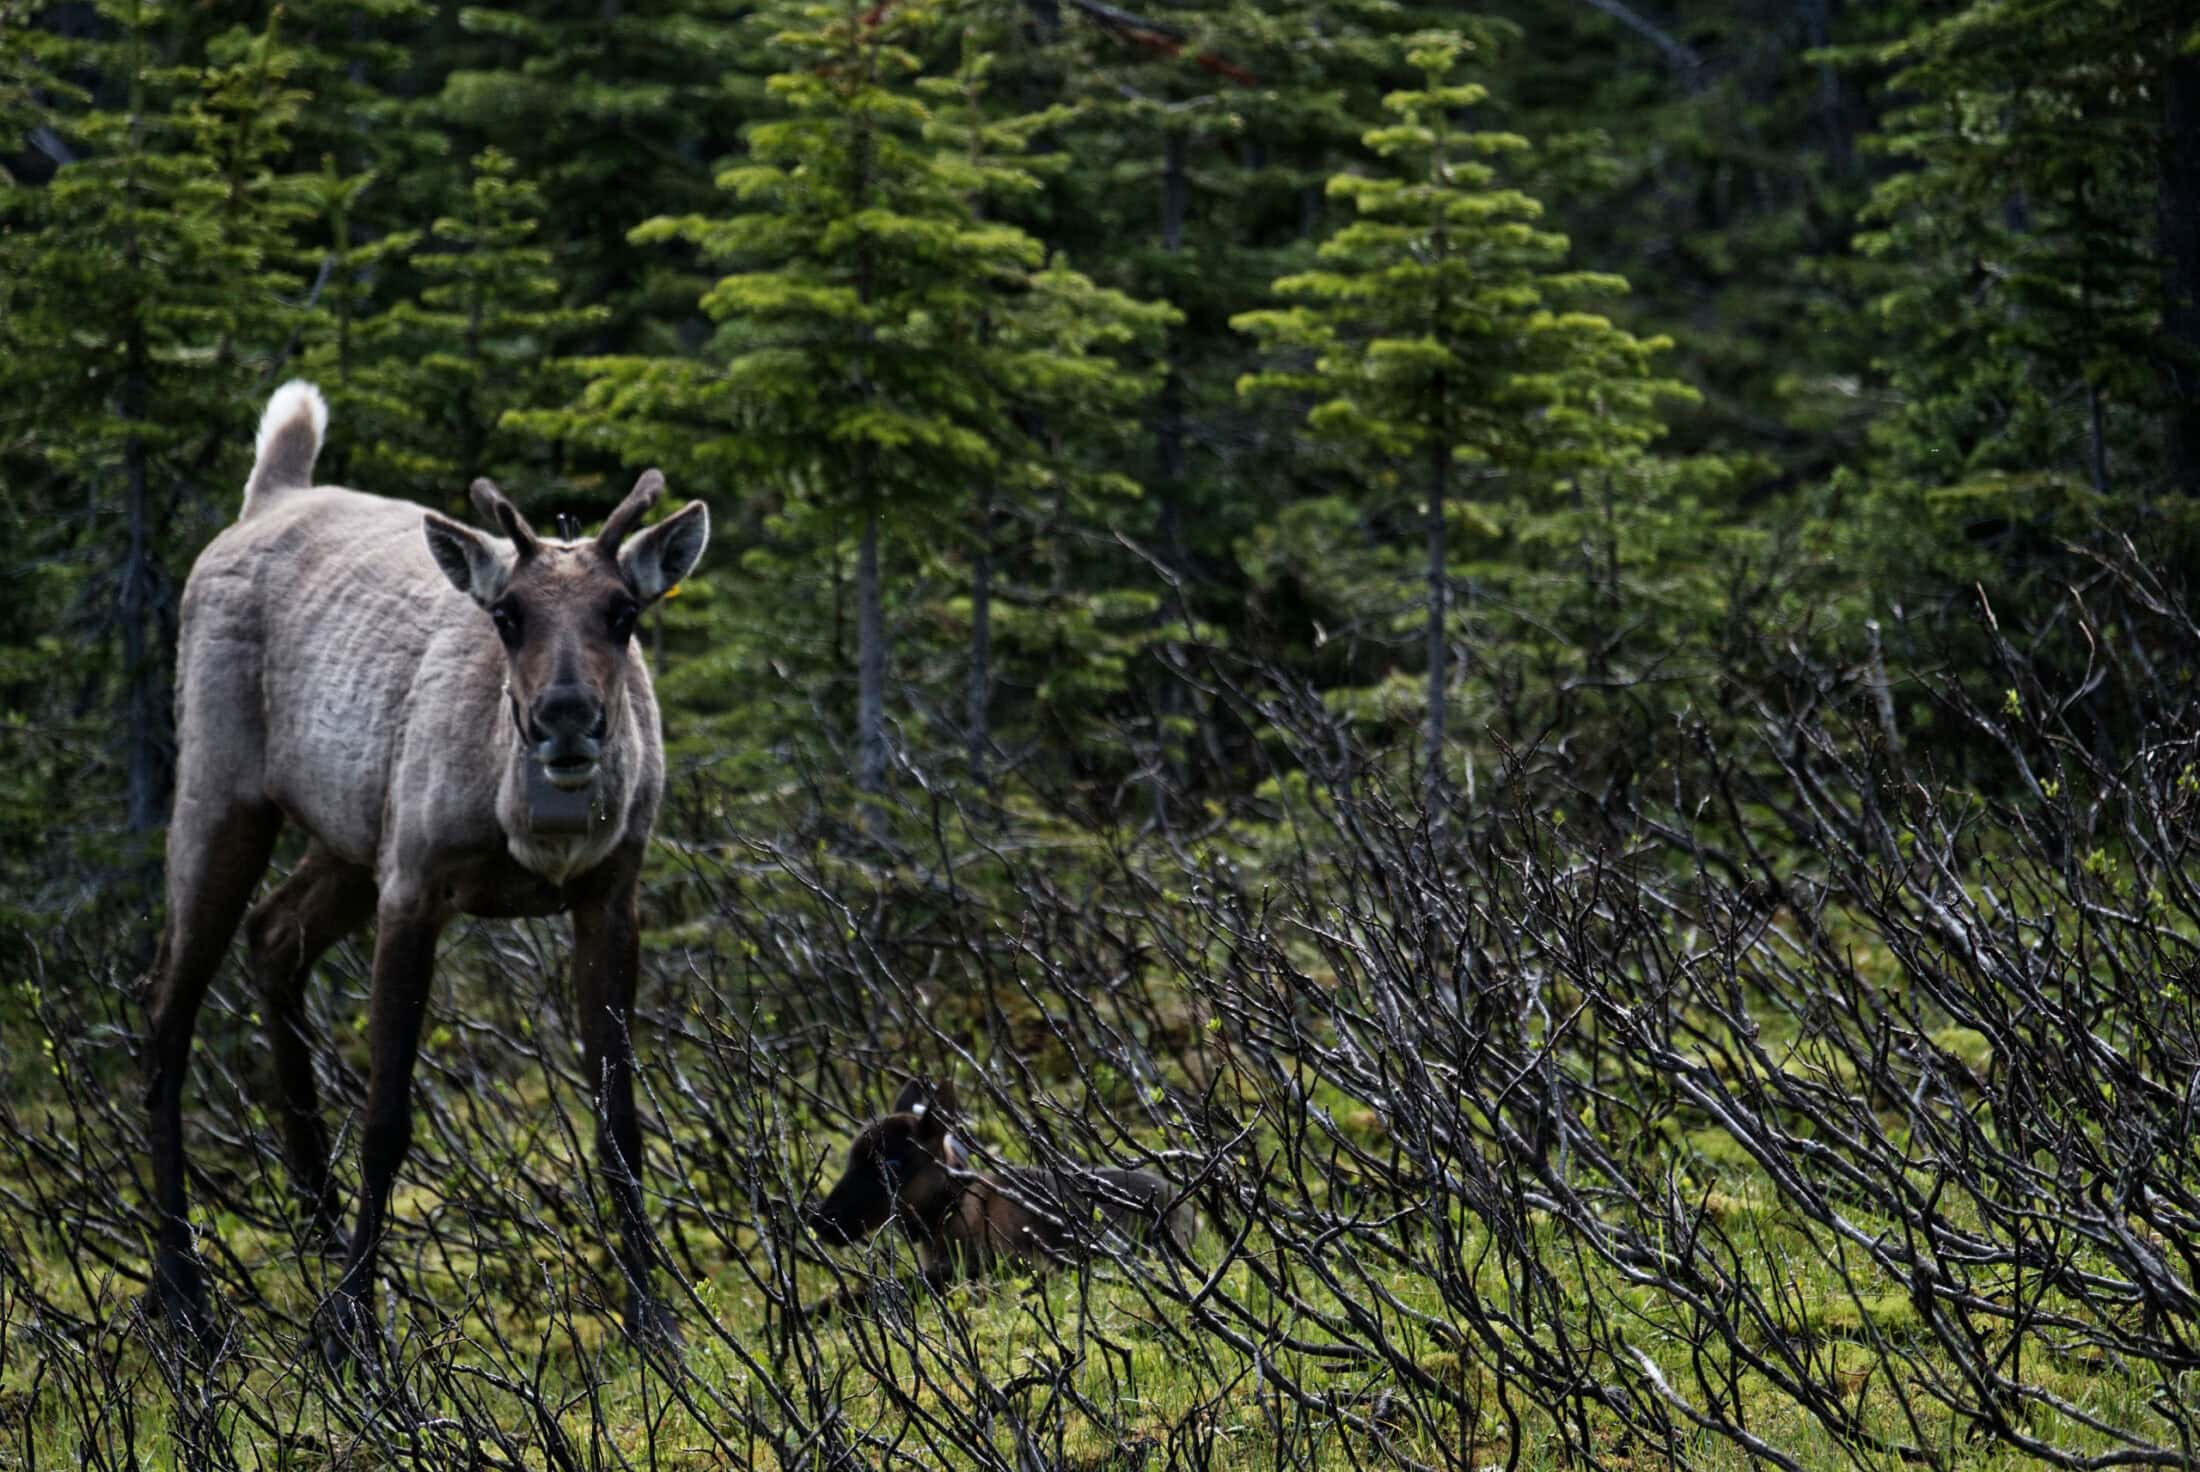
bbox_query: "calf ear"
[892,1079,958,1149]
[892,1077,962,1121]
[618,500,709,603]
[423,513,514,605]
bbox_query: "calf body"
[806,1082,1191,1312]
[144,382,708,1354]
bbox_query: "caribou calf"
[144,381,708,1356]
[805,1080,1192,1317]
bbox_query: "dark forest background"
[5,0,2197,915]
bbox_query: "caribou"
[143,380,707,1356]
[805,1079,1193,1319]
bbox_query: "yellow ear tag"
[664,584,682,599]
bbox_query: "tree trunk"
[856,508,887,807]
[968,482,994,781]
[1149,128,1192,827]
[1157,128,1188,567]
[121,332,169,841]
[1799,0,1852,176]
[1425,435,1448,814]
[2163,48,2200,497]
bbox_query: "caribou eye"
[607,600,639,644]
[489,600,523,648]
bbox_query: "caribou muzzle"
[528,685,608,789]
[805,1200,857,1246]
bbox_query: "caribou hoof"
[147,1255,218,1355]
[313,1288,382,1374]
[625,1289,684,1354]
[146,1289,219,1357]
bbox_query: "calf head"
[422,471,708,792]
[808,1080,966,1247]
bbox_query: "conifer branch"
[1573,0,1705,92]
[1062,0,1256,86]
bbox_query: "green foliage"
[1849,0,2180,505]
[523,0,1174,784]
[0,2,313,915]
[539,0,1021,501]
[0,0,2189,885]
[1472,0,1885,477]
[303,147,608,509]
[426,0,762,351]
[7,0,2200,1462]
[1235,35,1673,476]
[1235,30,1695,752]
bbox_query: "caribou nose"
[805,1201,854,1246]
[528,685,605,786]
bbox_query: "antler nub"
[470,477,541,560]
[597,469,667,556]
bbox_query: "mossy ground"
[0,996,2174,1472]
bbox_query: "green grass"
[2,1041,2180,1472]
[3,865,2192,1472]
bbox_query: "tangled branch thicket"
[5,545,2199,1470]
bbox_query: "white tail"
[242,380,328,516]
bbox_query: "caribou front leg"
[572,850,676,1348]
[318,897,442,1367]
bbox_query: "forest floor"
[3,787,2192,1472]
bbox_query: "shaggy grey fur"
[181,386,673,895]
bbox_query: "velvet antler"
[596,469,667,557]
[470,478,542,560]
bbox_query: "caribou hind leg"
[317,896,442,1367]
[243,842,375,1249]
[144,793,282,1344]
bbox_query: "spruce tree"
[921,33,1174,776]
[1849,0,2187,511]
[1234,30,1686,809]
[526,0,1170,826]
[303,147,606,508]
[0,5,311,909]
[426,0,765,354]
[1033,0,1465,803]
[1470,0,1884,478]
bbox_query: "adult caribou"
[143,381,708,1357]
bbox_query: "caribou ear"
[891,1078,962,1141]
[423,513,514,605]
[469,477,541,560]
[597,468,666,556]
[617,499,709,603]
